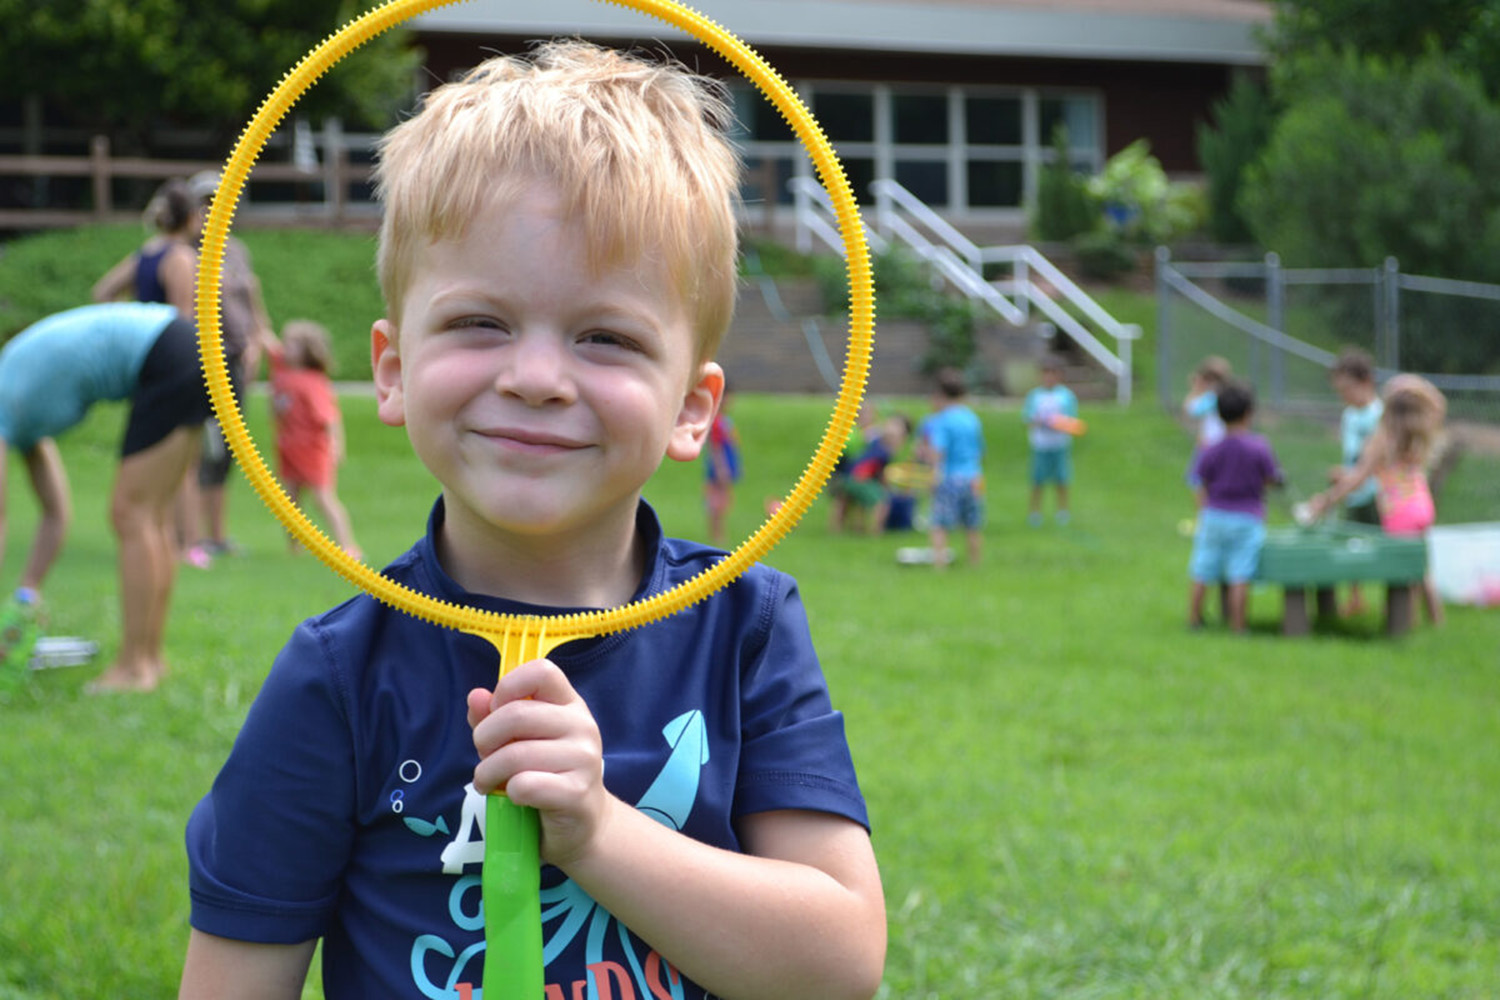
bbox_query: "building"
[413,0,1271,234]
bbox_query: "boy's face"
[1040,367,1060,387]
[372,181,722,549]
[1330,372,1370,406]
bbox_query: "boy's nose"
[494,333,576,406]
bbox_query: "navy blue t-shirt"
[186,500,867,999]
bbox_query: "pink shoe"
[184,544,213,570]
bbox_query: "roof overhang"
[412,0,1270,66]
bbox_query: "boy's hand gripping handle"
[473,626,573,999]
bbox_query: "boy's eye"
[448,316,506,333]
[580,330,642,352]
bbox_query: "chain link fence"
[1155,250,1500,524]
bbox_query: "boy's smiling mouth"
[478,425,589,454]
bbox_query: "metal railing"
[1155,248,1500,415]
[791,175,1139,402]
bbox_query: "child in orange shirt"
[262,320,362,560]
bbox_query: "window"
[964,96,1022,146]
[727,81,1101,217]
[966,161,1024,208]
[1039,95,1098,155]
[893,94,948,145]
[812,91,875,143]
[895,160,949,205]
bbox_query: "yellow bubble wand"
[196,0,874,994]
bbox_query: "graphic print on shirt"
[404,709,711,999]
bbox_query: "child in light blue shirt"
[1022,355,1079,525]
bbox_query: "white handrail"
[789,176,1139,402]
[870,179,1138,403]
[789,177,887,257]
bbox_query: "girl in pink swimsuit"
[1310,373,1447,623]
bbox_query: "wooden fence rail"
[0,134,376,231]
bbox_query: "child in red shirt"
[263,320,362,560]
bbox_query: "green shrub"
[1196,74,1276,245]
[811,246,980,372]
[1071,229,1138,281]
[1031,126,1099,242]
[1088,140,1204,245]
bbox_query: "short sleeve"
[733,580,868,830]
[186,621,357,943]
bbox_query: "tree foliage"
[1242,51,1500,281]
[1196,74,1275,245]
[1241,50,1500,372]
[1269,0,1500,96]
[0,0,420,151]
[1031,127,1098,243]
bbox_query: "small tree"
[1031,126,1098,242]
[1197,74,1276,245]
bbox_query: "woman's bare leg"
[90,425,200,692]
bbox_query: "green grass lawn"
[1,389,1498,999]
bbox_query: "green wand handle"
[473,625,572,997]
[482,793,543,997]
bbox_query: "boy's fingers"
[466,688,494,727]
[490,657,576,709]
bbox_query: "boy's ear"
[666,361,725,462]
[371,319,406,427]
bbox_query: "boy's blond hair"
[374,40,742,361]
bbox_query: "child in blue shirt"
[1325,348,1383,615]
[925,368,985,566]
[180,42,885,1000]
[1022,354,1079,525]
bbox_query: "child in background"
[703,380,740,546]
[262,319,362,561]
[926,368,985,567]
[1309,373,1446,625]
[1325,348,1383,614]
[1183,355,1231,492]
[180,42,884,1000]
[1188,378,1283,632]
[836,412,912,534]
[1022,354,1078,526]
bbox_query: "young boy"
[1327,348,1383,614]
[925,368,985,566]
[1022,354,1078,526]
[1188,378,1284,632]
[179,42,885,1000]
[836,412,912,535]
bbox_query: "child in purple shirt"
[1188,379,1283,632]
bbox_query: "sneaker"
[1056,511,1071,526]
[1027,512,1044,527]
[184,544,214,570]
[203,538,243,557]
